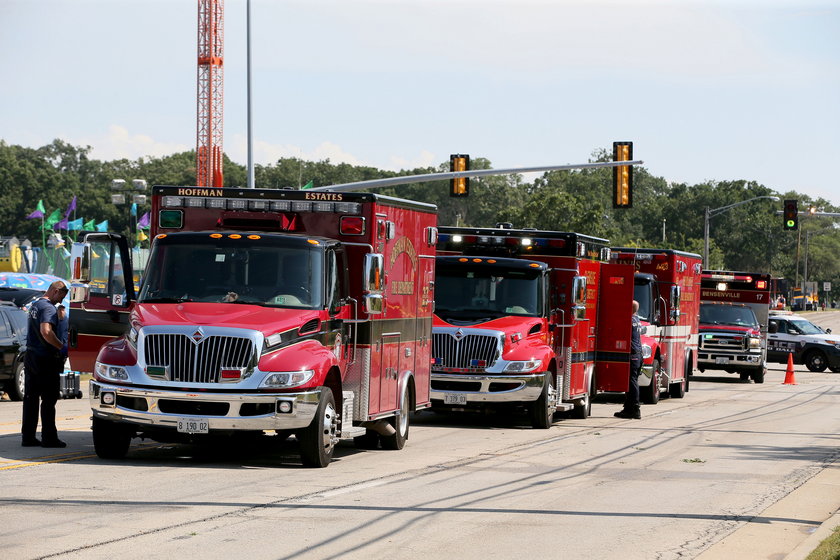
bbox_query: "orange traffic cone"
[782,353,797,385]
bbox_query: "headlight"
[503,359,541,373]
[642,344,652,359]
[260,369,315,388]
[749,337,762,349]
[95,361,130,381]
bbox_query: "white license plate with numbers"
[715,357,729,364]
[443,393,467,405]
[177,417,209,434]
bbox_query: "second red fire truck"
[609,248,702,402]
[69,186,437,467]
[430,225,636,427]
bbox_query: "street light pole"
[702,195,780,268]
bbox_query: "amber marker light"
[210,233,223,238]
[307,239,320,245]
[156,234,167,239]
[247,235,261,240]
[229,234,242,239]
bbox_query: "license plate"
[443,393,467,405]
[715,357,729,364]
[176,417,209,434]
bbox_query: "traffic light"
[783,199,798,230]
[612,141,633,208]
[450,154,469,197]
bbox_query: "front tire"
[804,350,828,372]
[751,367,766,384]
[530,372,556,428]
[7,360,25,401]
[92,417,132,459]
[299,387,339,468]
[381,381,411,450]
[641,359,661,404]
[571,372,592,420]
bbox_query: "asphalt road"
[1,311,839,560]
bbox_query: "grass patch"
[682,458,706,464]
[805,525,840,560]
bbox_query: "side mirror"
[670,285,681,322]
[363,253,384,293]
[768,322,778,334]
[70,242,92,284]
[70,285,90,304]
[571,276,587,320]
[363,253,385,315]
[826,328,832,334]
[364,294,384,314]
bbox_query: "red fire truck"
[431,225,636,427]
[68,186,437,467]
[609,248,702,402]
[697,270,771,383]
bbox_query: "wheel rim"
[321,401,339,452]
[810,353,825,370]
[396,386,410,437]
[17,364,25,397]
[546,375,557,419]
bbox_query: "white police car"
[767,312,840,372]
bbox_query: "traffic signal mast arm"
[305,159,644,192]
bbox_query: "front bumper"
[90,380,320,432]
[430,372,546,404]
[697,350,764,371]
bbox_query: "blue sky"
[2,0,839,205]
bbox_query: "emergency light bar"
[161,195,362,215]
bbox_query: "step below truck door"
[68,233,136,373]
[595,263,635,392]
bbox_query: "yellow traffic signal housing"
[783,199,798,230]
[613,142,633,208]
[450,154,469,197]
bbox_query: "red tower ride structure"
[196,0,224,188]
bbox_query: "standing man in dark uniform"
[615,300,643,419]
[21,280,69,448]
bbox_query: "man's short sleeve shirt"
[27,298,58,356]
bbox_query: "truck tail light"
[340,216,365,235]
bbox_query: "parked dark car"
[0,286,44,310]
[0,301,27,400]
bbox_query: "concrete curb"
[785,510,840,560]
[697,465,840,560]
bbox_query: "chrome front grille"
[699,333,746,351]
[144,334,256,383]
[432,331,502,370]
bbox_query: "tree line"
[1,139,838,292]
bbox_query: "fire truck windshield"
[435,264,543,321]
[700,304,759,328]
[138,235,324,309]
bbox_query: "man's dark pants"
[623,359,642,413]
[22,351,61,442]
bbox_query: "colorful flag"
[96,220,109,232]
[44,208,62,229]
[54,218,69,231]
[83,218,96,230]
[67,218,84,230]
[137,212,151,229]
[301,180,314,190]
[26,200,46,219]
[130,202,137,217]
[64,195,77,217]
[137,230,148,242]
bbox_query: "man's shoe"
[41,439,67,448]
[22,438,42,447]
[614,409,641,419]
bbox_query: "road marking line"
[0,453,97,470]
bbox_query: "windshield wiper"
[140,297,194,303]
